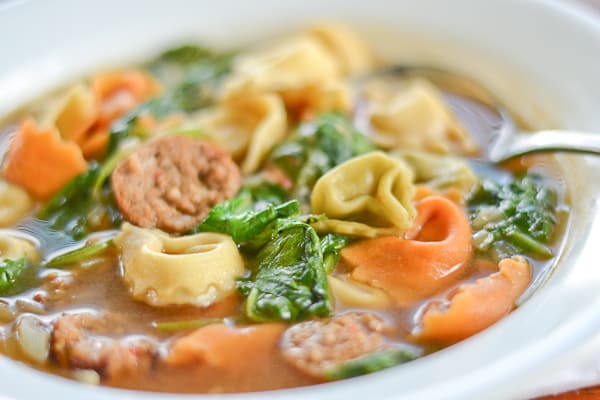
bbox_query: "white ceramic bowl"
[1,1,599,399]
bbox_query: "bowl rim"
[0,0,599,399]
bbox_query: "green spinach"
[105,96,182,157]
[37,166,121,240]
[45,239,114,268]
[237,218,332,322]
[193,183,299,243]
[0,258,40,296]
[148,44,234,112]
[468,175,558,259]
[324,348,419,380]
[320,233,352,273]
[270,113,375,206]
[106,45,235,157]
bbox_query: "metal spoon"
[360,66,600,163]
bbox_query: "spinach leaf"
[105,96,182,157]
[270,113,375,206]
[468,175,558,259]
[156,45,214,65]
[107,46,235,157]
[242,180,289,208]
[238,218,332,322]
[166,52,233,112]
[320,233,352,273]
[0,258,26,295]
[149,44,234,112]
[324,348,419,380]
[45,239,114,268]
[193,184,299,243]
[194,181,333,323]
[0,258,40,296]
[37,166,121,240]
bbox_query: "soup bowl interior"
[0,0,599,399]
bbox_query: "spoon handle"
[489,130,600,162]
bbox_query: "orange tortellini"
[311,152,416,237]
[341,195,473,306]
[35,70,159,159]
[414,256,531,344]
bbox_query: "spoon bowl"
[359,66,600,163]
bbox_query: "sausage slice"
[111,135,242,233]
[51,313,158,380]
[281,312,388,379]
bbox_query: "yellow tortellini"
[361,78,477,155]
[114,223,245,307]
[311,152,416,238]
[306,23,374,76]
[0,233,39,263]
[38,84,97,142]
[0,181,33,227]
[226,36,339,93]
[392,149,479,195]
[223,36,351,116]
[329,275,392,309]
[192,94,287,174]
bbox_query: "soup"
[0,23,567,393]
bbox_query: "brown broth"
[0,36,570,392]
[0,259,318,393]
[0,152,568,393]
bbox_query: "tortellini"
[223,36,351,117]
[226,36,338,93]
[361,78,477,155]
[0,233,39,263]
[192,94,287,174]
[0,181,33,227]
[392,149,479,195]
[306,23,374,76]
[311,152,416,238]
[114,223,245,307]
[414,257,531,344]
[38,84,97,143]
[328,275,392,309]
[32,70,159,159]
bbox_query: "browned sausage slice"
[281,312,388,379]
[51,313,158,381]
[111,135,242,233]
